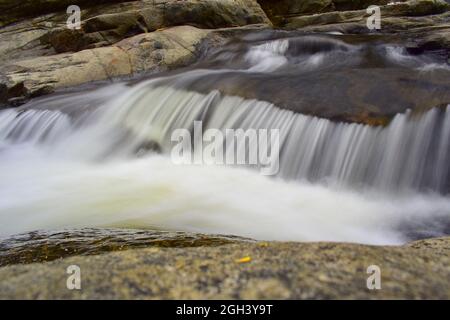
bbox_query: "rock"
[411,26,450,53]
[257,0,405,25]
[282,12,450,58]
[0,46,131,105]
[0,229,449,299]
[258,0,335,24]
[0,0,271,57]
[0,0,272,105]
[284,0,450,29]
[389,0,449,16]
[0,228,252,267]
[278,0,450,63]
[0,25,266,105]
[179,57,450,124]
[43,0,271,53]
[0,0,271,29]
[407,236,450,255]
[332,0,397,11]
[0,0,271,64]
[0,0,129,27]
[1,0,449,117]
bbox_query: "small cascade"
[1,81,449,194]
[0,34,449,242]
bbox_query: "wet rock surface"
[284,0,450,30]
[139,31,450,124]
[1,0,450,123]
[0,25,267,106]
[0,229,449,299]
[0,228,251,267]
[0,0,271,29]
[257,0,398,24]
[0,0,271,62]
[0,0,271,106]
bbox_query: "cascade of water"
[1,35,450,242]
[1,81,449,194]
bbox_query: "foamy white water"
[1,148,449,244]
[3,79,448,193]
[245,39,290,72]
[0,36,449,243]
[0,81,449,243]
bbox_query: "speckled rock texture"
[0,233,449,299]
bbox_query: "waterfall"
[1,79,449,194]
[0,35,449,243]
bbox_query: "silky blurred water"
[0,35,449,244]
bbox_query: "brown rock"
[0,229,449,299]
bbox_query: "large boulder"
[0,0,272,106]
[0,0,270,28]
[0,25,269,106]
[0,26,209,104]
[180,66,450,125]
[0,0,271,60]
[0,229,449,299]
[44,0,271,53]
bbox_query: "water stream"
[0,34,449,244]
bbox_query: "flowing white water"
[385,46,450,71]
[245,39,290,72]
[1,151,449,244]
[1,34,450,243]
[4,77,449,193]
[0,77,449,243]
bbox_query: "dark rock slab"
[0,228,252,267]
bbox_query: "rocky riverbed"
[1,0,450,120]
[1,0,450,300]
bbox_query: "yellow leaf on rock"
[236,256,251,264]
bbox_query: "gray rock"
[284,0,450,29]
[0,0,271,29]
[0,230,449,299]
[0,25,267,105]
[0,0,272,105]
